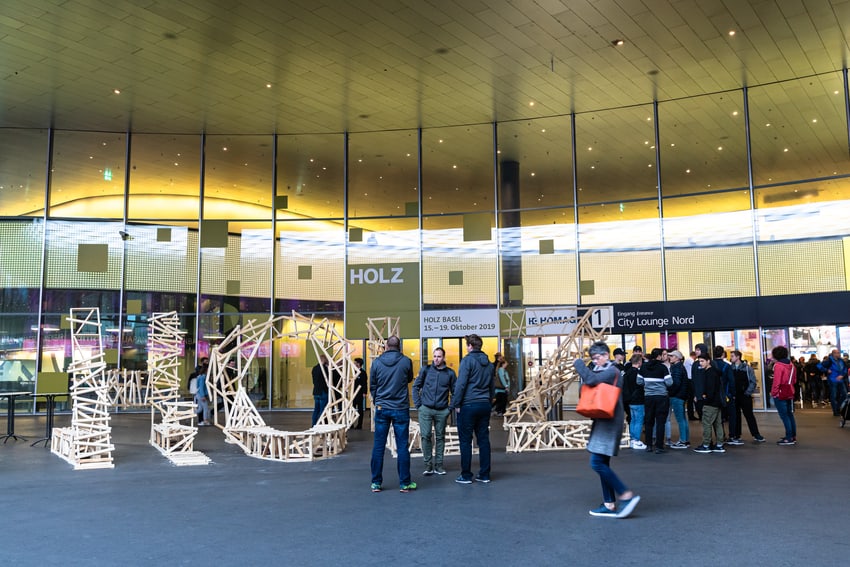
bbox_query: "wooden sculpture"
[204,311,358,462]
[105,368,149,408]
[503,308,628,452]
[147,311,209,466]
[51,308,115,470]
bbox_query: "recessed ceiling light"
[783,148,789,152]
[530,172,536,176]
[717,146,723,151]
[541,129,546,133]
[529,101,535,107]
[670,143,675,147]
[266,83,272,88]
[728,30,736,36]
[113,89,121,94]
[732,111,738,116]
[765,123,771,127]
[452,165,457,169]
[685,169,691,173]
[835,90,840,95]
[588,147,592,151]
[222,147,228,151]
[438,139,443,143]
[612,39,624,46]
[812,118,817,123]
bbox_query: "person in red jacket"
[770,345,797,446]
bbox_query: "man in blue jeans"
[818,349,848,416]
[369,336,416,493]
[452,334,494,484]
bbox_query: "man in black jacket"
[693,354,726,454]
[369,336,415,493]
[452,334,494,484]
[413,347,457,476]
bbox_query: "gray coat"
[573,358,623,457]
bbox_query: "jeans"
[194,394,210,422]
[628,404,644,441]
[670,398,689,443]
[458,401,491,480]
[829,380,848,415]
[589,452,628,504]
[773,398,796,440]
[701,405,723,447]
[644,396,670,449]
[371,408,411,486]
[311,393,328,426]
[735,394,762,438]
[418,405,450,467]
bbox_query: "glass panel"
[575,105,656,204]
[763,328,789,409]
[276,133,344,219]
[199,223,272,311]
[50,131,126,219]
[123,223,199,296]
[0,314,39,394]
[735,329,764,409]
[497,117,573,209]
[0,129,48,216]
[516,208,577,306]
[275,220,345,311]
[348,130,418,218]
[749,72,850,188]
[203,135,272,220]
[422,214,497,308]
[44,220,123,290]
[422,124,494,215]
[659,92,748,198]
[128,134,201,220]
[578,203,662,303]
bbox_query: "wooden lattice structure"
[205,311,358,462]
[105,369,149,408]
[366,316,400,358]
[51,308,115,470]
[504,309,627,452]
[147,311,209,466]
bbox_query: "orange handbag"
[575,373,620,419]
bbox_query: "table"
[0,391,33,443]
[29,392,69,447]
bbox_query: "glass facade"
[4,72,850,410]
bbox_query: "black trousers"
[644,395,670,449]
[735,394,761,438]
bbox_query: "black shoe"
[654,448,665,454]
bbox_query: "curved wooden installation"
[147,311,209,466]
[51,308,115,470]
[205,311,358,462]
[503,309,628,452]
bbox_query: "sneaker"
[665,439,672,447]
[423,466,434,476]
[455,475,473,484]
[777,438,796,446]
[711,444,726,453]
[474,475,491,483]
[754,436,766,443]
[727,438,745,446]
[588,505,617,517]
[630,440,647,450]
[371,483,382,493]
[399,482,417,493]
[434,466,447,475]
[616,495,641,519]
[669,441,687,450]
[693,444,712,454]
[654,448,666,454]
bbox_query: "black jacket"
[413,363,457,410]
[312,363,329,396]
[451,350,494,408]
[696,364,724,407]
[668,361,690,400]
[369,349,414,410]
[622,366,644,405]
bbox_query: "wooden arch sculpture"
[205,311,359,462]
[503,308,626,452]
[51,308,115,470]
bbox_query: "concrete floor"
[3,406,849,566]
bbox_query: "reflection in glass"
[0,129,48,217]
[275,220,345,310]
[349,130,418,218]
[422,124,495,215]
[749,72,849,188]
[277,133,344,219]
[50,131,126,219]
[575,105,656,204]
[497,117,573,210]
[203,135,273,220]
[129,134,201,220]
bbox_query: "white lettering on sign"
[349,267,404,285]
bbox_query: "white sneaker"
[631,439,647,450]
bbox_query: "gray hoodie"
[369,349,413,411]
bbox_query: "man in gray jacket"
[413,347,457,476]
[452,334,494,484]
[369,336,416,493]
